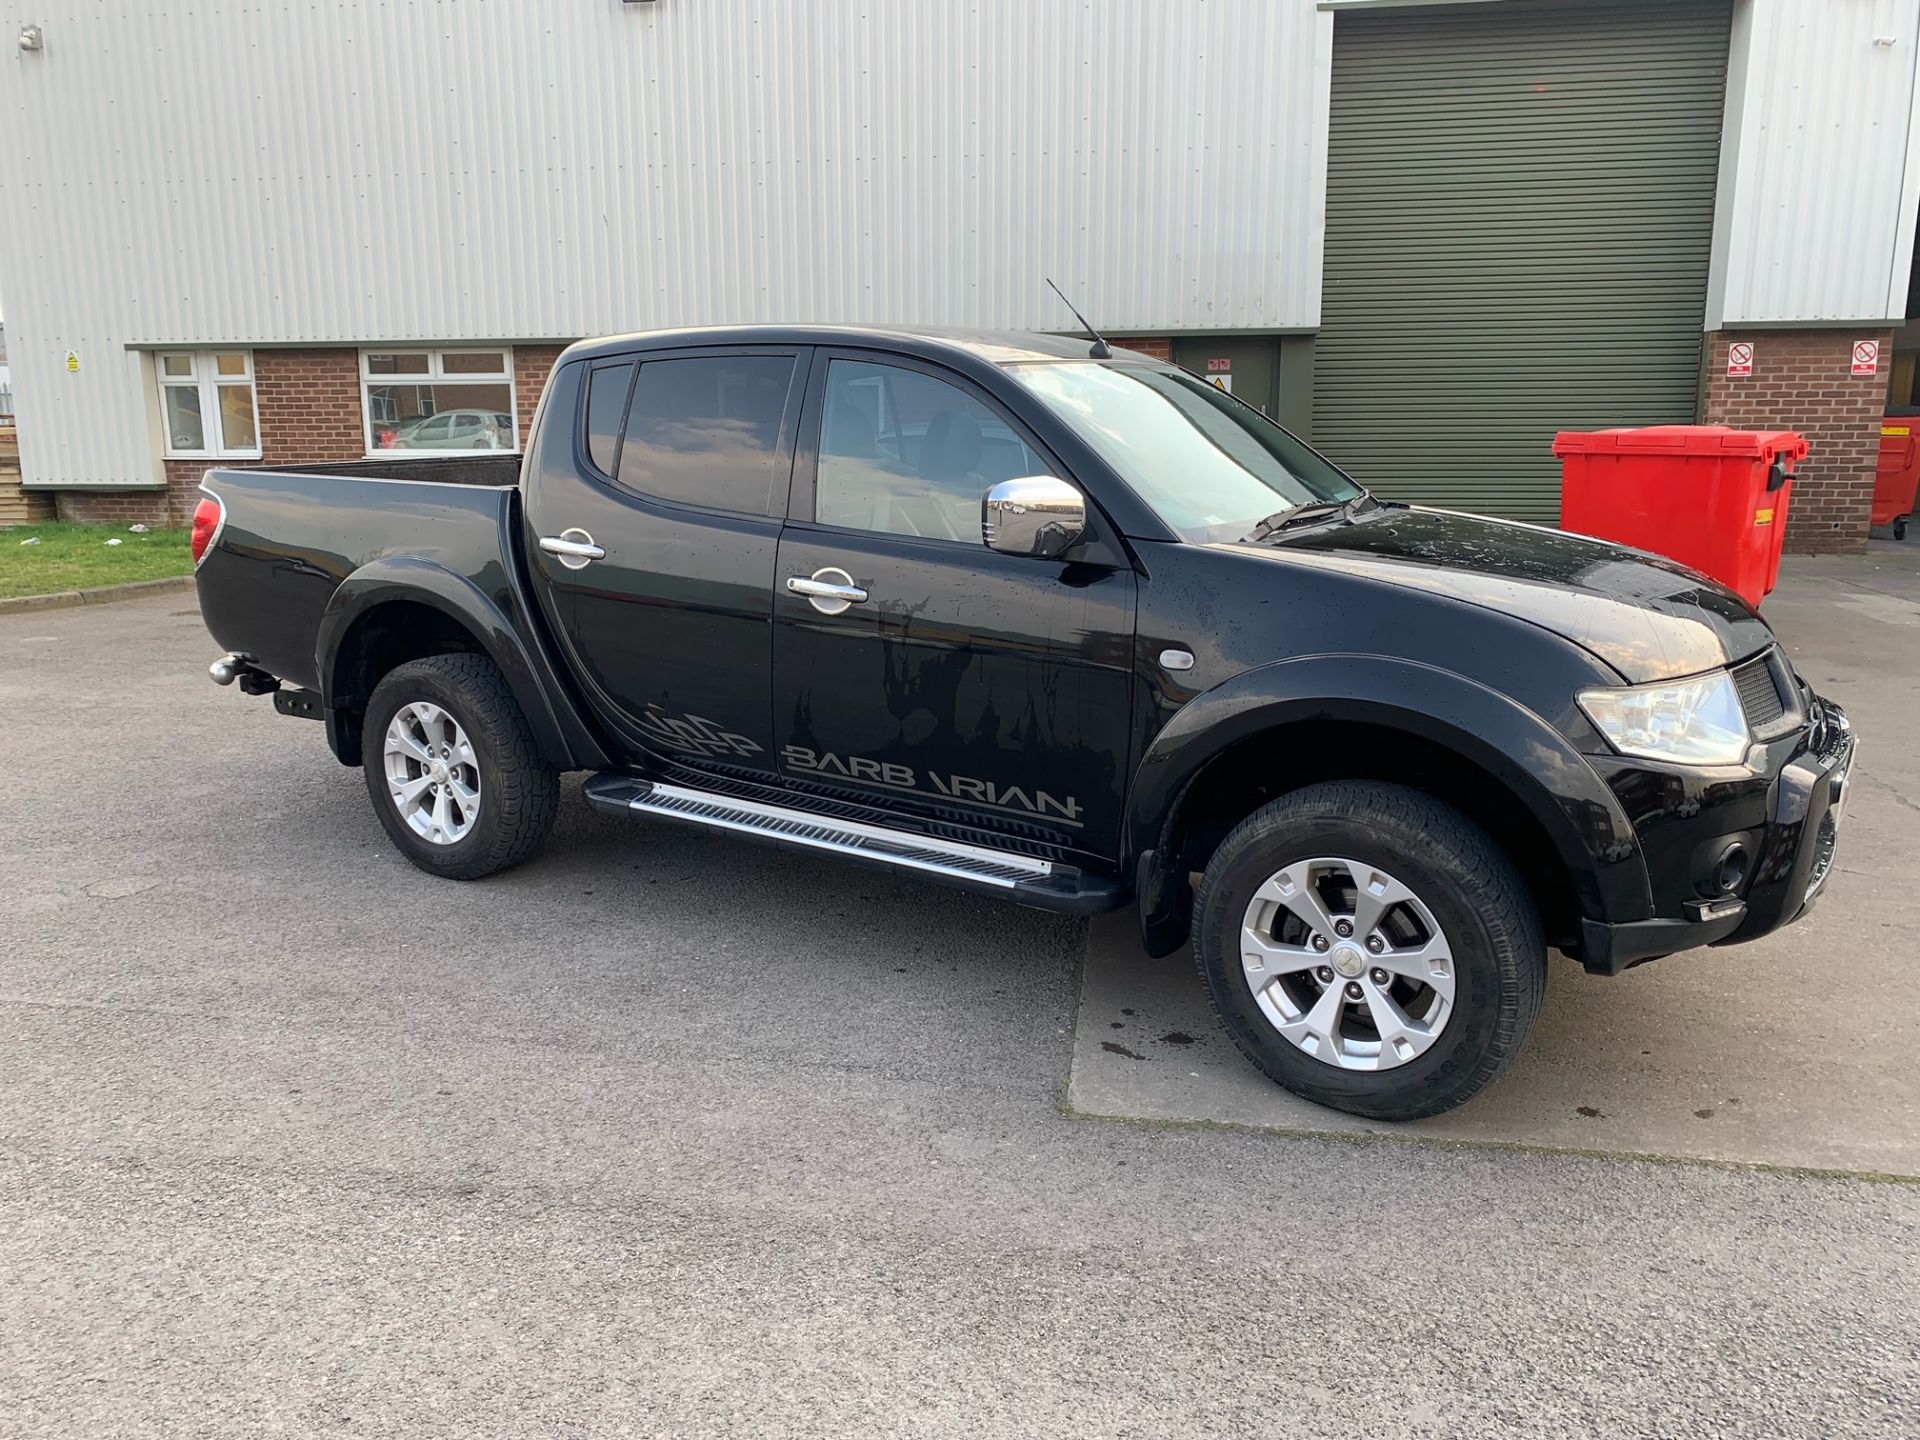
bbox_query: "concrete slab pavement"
[1071,542,1920,1177]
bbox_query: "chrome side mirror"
[982,476,1086,559]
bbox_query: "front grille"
[1732,651,1789,735]
[1807,695,1851,760]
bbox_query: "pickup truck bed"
[197,459,516,690]
[197,456,606,772]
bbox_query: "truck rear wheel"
[1192,781,1545,1121]
[361,654,559,881]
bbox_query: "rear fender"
[317,557,584,769]
[1125,655,1652,954]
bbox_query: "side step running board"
[581,774,1124,914]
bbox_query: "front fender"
[1125,654,1652,940]
[317,557,583,769]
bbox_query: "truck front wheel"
[360,654,560,881]
[1192,781,1545,1121]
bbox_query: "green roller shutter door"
[1312,0,1731,523]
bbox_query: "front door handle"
[539,528,605,570]
[786,569,868,615]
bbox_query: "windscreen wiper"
[1242,498,1359,543]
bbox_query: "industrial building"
[0,0,1915,552]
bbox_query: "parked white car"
[376,410,514,450]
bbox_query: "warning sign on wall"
[1207,374,1233,394]
[1726,342,1753,378]
[1852,339,1880,376]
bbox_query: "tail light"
[190,493,225,568]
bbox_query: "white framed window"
[157,350,260,458]
[361,348,518,455]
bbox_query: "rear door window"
[615,355,797,515]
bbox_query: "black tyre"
[1895,516,1908,541]
[360,653,560,881]
[1192,781,1545,1121]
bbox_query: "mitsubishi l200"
[193,328,1854,1119]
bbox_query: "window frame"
[155,349,262,460]
[578,357,640,483]
[574,345,808,520]
[359,347,518,457]
[789,348,1070,550]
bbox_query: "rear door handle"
[539,529,605,569]
[786,569,868,615]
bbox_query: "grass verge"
[0,522,193,600]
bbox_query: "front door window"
[815,359,1045,542]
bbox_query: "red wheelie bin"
[1874,416,1920,539]
[1552,425,1808,609]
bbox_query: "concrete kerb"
[0,574,194,614]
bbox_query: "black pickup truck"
[193,326,1855,1120]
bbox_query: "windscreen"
[1011,362,1363,543]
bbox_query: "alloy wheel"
[1240,856,1455,1071]
[383,701,482,845]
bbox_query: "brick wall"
[1701,328,1891,555]
[55,490,174,525]
[1116,336,1174,361]
[256,347,368,460]
[514,345,569,443]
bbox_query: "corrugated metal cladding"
[1708,0,1920,328]
[0,1,1328,488]
[1312,0,1731,524]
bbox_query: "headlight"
[1577,670,1750,766]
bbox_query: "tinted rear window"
[584,362,635,476]
[615,356,795,514]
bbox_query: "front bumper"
[1722,696,1854,940]
[1579,696,1855,975]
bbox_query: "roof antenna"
[1046,277,1112,359]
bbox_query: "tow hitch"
[208,652,279,694]
[210,653,324,720]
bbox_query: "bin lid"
[1551,424,1809,461]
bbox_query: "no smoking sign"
[1852,339,1880,376]
[1726,342,1754,377]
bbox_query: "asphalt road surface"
[2,589,1915,1438]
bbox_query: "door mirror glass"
[982,476,1086,558]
